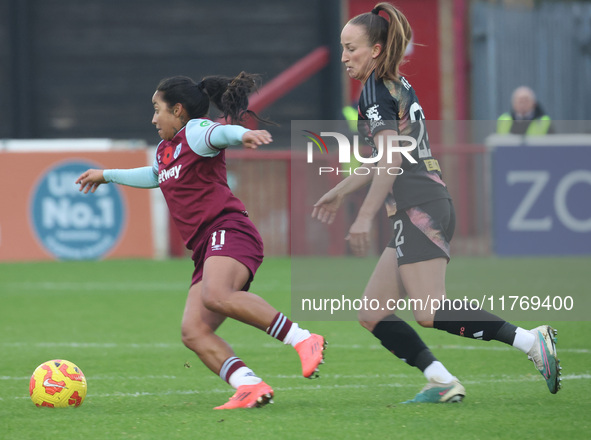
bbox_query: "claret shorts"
[190,212,264,290]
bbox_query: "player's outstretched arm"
[76,169,106,194]
[76,166,159,192]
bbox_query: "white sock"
[283,323,311,348]
[228,366,262,389]
[513,327,536,353]
[423,361,454,384]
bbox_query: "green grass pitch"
[0,256,590,439]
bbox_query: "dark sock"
[433,302,517,345]
[371,314,437,372]
[494,322,518,345]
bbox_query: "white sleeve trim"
[185,119,249,157]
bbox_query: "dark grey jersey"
[358,72,450,211]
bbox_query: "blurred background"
[1,0,590,261]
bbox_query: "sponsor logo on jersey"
[158,164,182,184]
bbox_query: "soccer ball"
[29,359,87,408]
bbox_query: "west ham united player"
[77,73,326,409]
[312,2,560,403]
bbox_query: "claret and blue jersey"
[154,119,250,249]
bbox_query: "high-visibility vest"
[340,106,362,174]
[497,113,552,135]
[342,106,358,133]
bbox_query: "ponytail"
[349,2,412,81]
[201,72,273,125]
[156,71,274,125]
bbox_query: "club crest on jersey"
[366,104,381,121]
[366,104,385,131]
[173,143,182,159]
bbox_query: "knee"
[414,308,436,328]
[181,322,212,353]
[358,310,378,332]
[416,319,434,328]
[357,308,380,332]
[201,284,232,315]
[358,319,377,332]
[358,309,396,333]
[181,325,201,351]
[358,309,371,331]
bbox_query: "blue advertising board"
[492,146,591,255]
[30,160,126,260]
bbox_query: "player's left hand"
[242,130,272,149]
[346,216,372,257]
[312,190,343,225]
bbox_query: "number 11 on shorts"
[211,230,226,251]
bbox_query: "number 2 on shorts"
[393,220,404,246]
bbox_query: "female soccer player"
[76,72,325,409]
[312,3,560,403]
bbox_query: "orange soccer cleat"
[214,381,274,410]
[295,334,326,379]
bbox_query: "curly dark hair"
[155,71,273,125]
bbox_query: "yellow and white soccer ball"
[29,359,87,408]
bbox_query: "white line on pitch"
[4,372,590,383]
[3,374,590,401]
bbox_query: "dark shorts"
[387,198,455,266]
[190,213,264,290]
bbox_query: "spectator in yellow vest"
[497,86,553,135]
